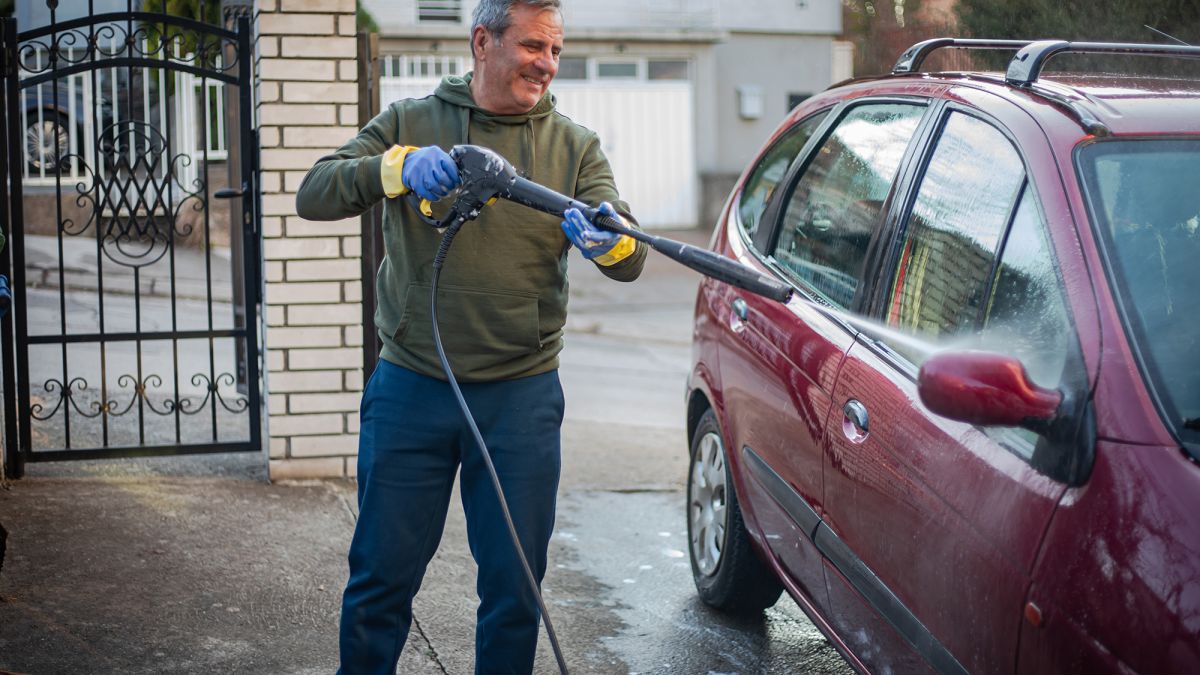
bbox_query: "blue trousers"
[338,360,564,675]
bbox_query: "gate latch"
[214,184,247,199]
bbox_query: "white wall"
[363,0,841,37]
[562,0,717,31]
[363,0,721,32]
[715,0,840,34]
[713,32,835,173]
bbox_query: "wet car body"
[686,40,1200,674]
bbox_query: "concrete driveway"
[0,229,851,674]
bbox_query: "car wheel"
[25,110,72,175]
[688,408,783,615]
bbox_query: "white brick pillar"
[255,0,363,479]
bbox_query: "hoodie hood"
[434,72,557,124]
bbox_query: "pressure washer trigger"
[486,197,498,206]
[420,199,433,217]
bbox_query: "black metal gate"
[0,2,261,477]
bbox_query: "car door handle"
[729,297,749,333]
[842,399,869,443]
[732,297,748,321]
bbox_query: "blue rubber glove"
[561,202,623,260]
[401,146,461,202]
[0,275,10,318]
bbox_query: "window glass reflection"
[773,103,924,309]
[737,110,828,241]
[886,113,1024,346]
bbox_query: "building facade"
[362,0,849,229]
[2,0,846,480]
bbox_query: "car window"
[772,103,925,309]
[737,110,829,241]
[982,188,1074,448]
[983,189,1072,388]
[884,112,1024,354]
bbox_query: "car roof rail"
[894,37,1200,82]
[893,38,1200,137]
[1005,40,1200,84]
[956,71,1112,136]
[892,38,1032,74]
[1023,82,1111,137]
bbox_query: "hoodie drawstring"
[523,120,535,178]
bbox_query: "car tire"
[687,408,783,615]
[25,110,73,175]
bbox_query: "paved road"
[1,230,852,674]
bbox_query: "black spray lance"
[408,145,793,303]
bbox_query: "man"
[295,1,646,672]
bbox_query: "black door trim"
[742,445,821,537]
[742,446,968,675]
[814,522,969,675]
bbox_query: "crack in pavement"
[410,616,450,675]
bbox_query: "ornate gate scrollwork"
[1,2,262,475]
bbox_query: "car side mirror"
[917,350,1062,430]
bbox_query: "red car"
[686,39,1200,674]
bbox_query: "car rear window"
[1078,139,1200,450]
[737,110,829,242]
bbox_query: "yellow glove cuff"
[593,234,637,267]
[381,145,419,198]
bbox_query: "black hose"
[429,221,570,675]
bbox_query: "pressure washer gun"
[404,145,793,303]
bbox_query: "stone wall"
[255,0,363,479]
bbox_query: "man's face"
[471,5,563,115]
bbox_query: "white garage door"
[553,81,696,229]
[379,55,697,229]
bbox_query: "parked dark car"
[686,39,1200,674]
[22,78,120,175]
[21,81,94,174]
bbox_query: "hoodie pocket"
[394,282,542,373]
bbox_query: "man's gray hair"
[471,0,561,43]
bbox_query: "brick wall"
[256,0,362,480]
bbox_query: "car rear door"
[714,100,930,618]
[819,102,1077,673]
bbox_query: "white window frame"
[555,57,693,83]
[381,54,468,80]
[592,59,642,81]
[417,0,463,23]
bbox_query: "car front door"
[819,106,1078,673]
[716,100,928,618]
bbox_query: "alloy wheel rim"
[26,120,67,171]
[689,430,727,577]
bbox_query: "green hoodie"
[296,74,646,382]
